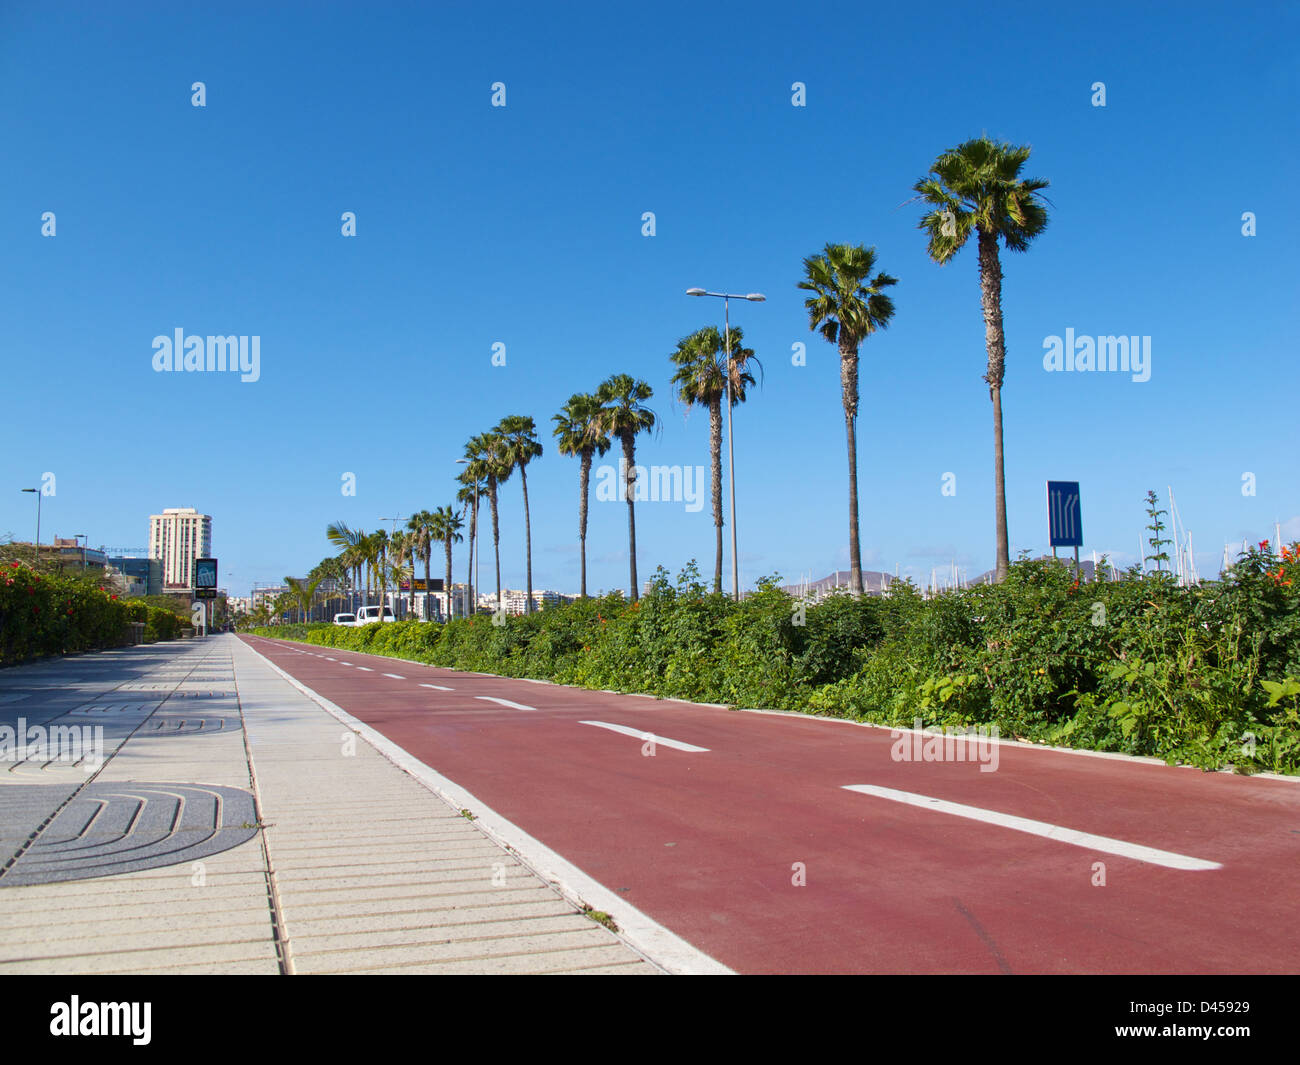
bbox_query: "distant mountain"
[780,570,898,597]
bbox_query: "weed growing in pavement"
[580,904,619,932]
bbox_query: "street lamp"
[20,488,41,566]
[456,459,479,620]
[76,533,87,571]
[686,288,766,601]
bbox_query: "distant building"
[149,507,212,593]
[49,537,107,571]
[503,589,571,615]
[108,557,161,596]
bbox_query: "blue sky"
[2,1,1296,597]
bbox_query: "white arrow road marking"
[475,696,536,711]
[420,684,454,691]
[580,720,710,753]
[842,784,1221,870]
[383,673,406,679]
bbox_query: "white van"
[355,605,396,625]
[333,613,356,626]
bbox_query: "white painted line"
[475,696,536,711]
[338,662,352,667]
[326,658,337,661]
[842,784,1222,871]
[383,673,406,680]
[420,683,454,691]
[580,721,710,753]
[355,666,373,672]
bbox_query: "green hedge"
[251,547,1300,774]
[0,562,193,665]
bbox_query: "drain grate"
[0,782,259,886]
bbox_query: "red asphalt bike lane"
[243,635,1300,974]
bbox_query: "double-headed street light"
[20,488,41,566]
[686,288,765,601]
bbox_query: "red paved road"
[243,635,1300,974]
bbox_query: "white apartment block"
[149,507,212,591]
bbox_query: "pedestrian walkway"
[0,635,658,974]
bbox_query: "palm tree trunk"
[424,542,432,621]
[489,479,502,612]
[978,229,1010,582]
[578,450,592,598]
[465,508,473,617]
[841,345,864,595]
[521,466,533,614]
[444,537,453,624]
[623,434,638,601]
[408,547,416,615]
[709,396,723,595]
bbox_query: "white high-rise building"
[149,507,212,591]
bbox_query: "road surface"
[242,634,1300,975]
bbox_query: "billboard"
[194,557,218,599]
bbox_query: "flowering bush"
[0,564,194,664]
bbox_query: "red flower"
[1260,540,1270,551]
[110,594,118,600]
[8,562,17,568]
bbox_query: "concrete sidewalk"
[0,635,658,974]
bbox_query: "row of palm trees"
[322,510,464,620]
[313,137,1046,607]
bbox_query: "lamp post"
[686,288,765,601]
[456,459,479,619]
[76,533,87,571]
[20,488,41,566]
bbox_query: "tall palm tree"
[326,521,368,611]
[367,530,390,621]
[407,511,435,620]
[670,326,759,594]
[387,540,413,618]
[552,392,611,598]
[429,504,463,622]
[456,474,481,616]
[388,530,416,616]
[595,374,657,601]
[913,137,1050,582]
[496,415,544,613]
[798,243,897,595]
[465,432,512,613]
[285,576,322,624]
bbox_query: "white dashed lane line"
[420,684,454,691]
[475,696,537,711]
[579,720,710,753]
[841,784,1222,871]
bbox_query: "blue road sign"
[1047,482,1083,547]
